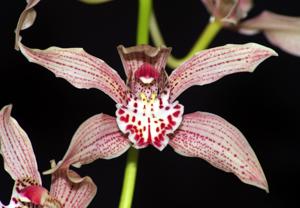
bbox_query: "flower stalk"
[150,13,222,68]
[118,0,152,207]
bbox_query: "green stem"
[118,148,139,208]
[118,0,152,208]
[150,13,222,68]
[136,0,152,45]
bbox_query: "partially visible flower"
[202,0,300,56]
[239,11,300,57]
[0,105,97,208]
[201,0,253,24]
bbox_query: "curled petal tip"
[0,104,13,115]
[247,42,278,57]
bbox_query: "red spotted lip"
[134,63,160,80]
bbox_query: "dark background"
[1,0,300,207]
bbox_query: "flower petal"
[239,11,300,56]
[18,43,128,104]
[168,43,277,102]
[117,45,171,81]
[49,167,96,208]
[0,105,41,184]
[44,113,130,176]
[15,0,40,50]
[169,112,268,192]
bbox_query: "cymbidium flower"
[15,0,276,193]
[17,41,277,192]
[0,105,97,208]
[202,0,300,56]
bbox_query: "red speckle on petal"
[118,109,125,115]
[173,111,181,117]
[167,115,176,126]
[174,104,181,109]
[120,114,129,123]
[132,116,136,122]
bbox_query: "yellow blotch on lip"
[139,93,157,104]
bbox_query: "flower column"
[118,0,152,207]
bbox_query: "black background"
[1,0,300,207]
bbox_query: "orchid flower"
[16,40,276,192]
[202,0,300,56]
[15,0,277,193]
[0,105,97,208]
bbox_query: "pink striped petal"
[15,0,40,50]
[117,45,171,80]
[169,112,268,191]
[49,167,96,208]
[202,0,252,24]
[18,43,128,104]
[239,11,300,56]
[168,43,277,102]
[0,105,41,184]
[44,114,130,177]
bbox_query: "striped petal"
[168,43,277,102]
[0,105,41,184]
[15,0,40,50]
[18,43,128,104]
[239,11,300,56]
[44,114,130,178]
[169,112,268,192]
[49,164,96,208]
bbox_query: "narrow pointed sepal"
[169,112,268,192]
[44,114,130,177]
[18,43,128,104]
[0,105,41,184]
[168,43,277,102]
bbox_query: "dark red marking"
[173,111,181,117]
[120,114,129,122]
[167,115,176,126]
[174,104,181,109]
[132,116,136,122]
[118,109,125,115]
